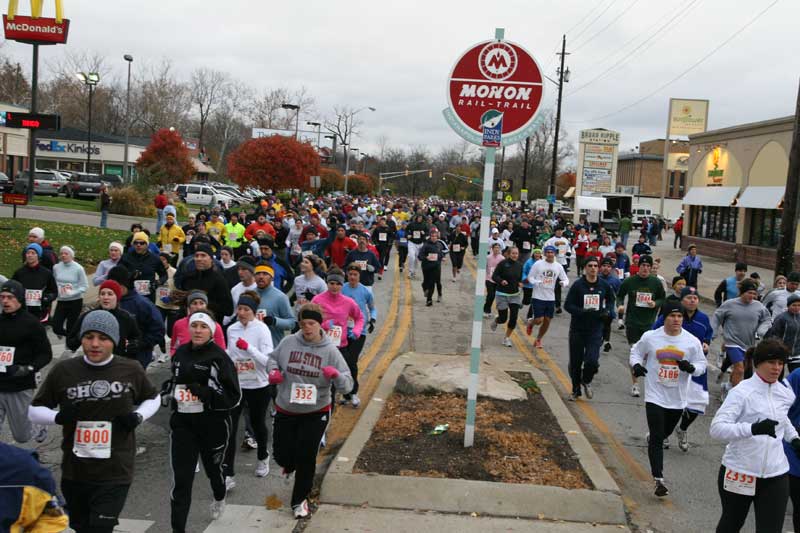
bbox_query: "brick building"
[616,139,689,198]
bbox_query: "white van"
[631,204,653,228]
[174,183,238,206]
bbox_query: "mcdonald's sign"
[3,0,69,44]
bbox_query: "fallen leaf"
[264,494,282,510]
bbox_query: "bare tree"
[190,67,228,152]
[130,60,191,136]
[206,79,252,176]
[249,86,315,130]
[0,57,30,106]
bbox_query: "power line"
[572,0,643,52]
[569,0,781,123]
[563,0,612,37]
[570,0,621,42]
[566,0,701,97]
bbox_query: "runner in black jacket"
[417,228,448,306]
[12,244,58,322]
[489,247,524,346]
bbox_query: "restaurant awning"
[577,195,607,210]
[736,186,784,209]
[563,186,575,198]
[682,186,739,207]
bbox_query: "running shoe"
[483,312,492,319]
[526,319,534,336]
[582,383,593,399]
[555,307,562,314]
[663,437,670,450]
[569,390,581,401]
[676,429,689,452]
[210,499,226,520]
[255,459,270,477]
[426,299,433,307]
[617,320,625,330]
[241,436,257,450]
[351,394,361,408]
[320,434,326,448]
[534,339,543,349]
[225,476,236,491]
[293,499,310,519]
[157,353,169,363]
[502,337,513,347]
[603,342,612,352]
[437,295,442,303]
[33,425,48,443]
[720,382,730,403]
[490,320,498,332]
[654,478,669,497]
[630,384,641,397]
[400,267,404,272]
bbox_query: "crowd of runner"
[2,193,800,532]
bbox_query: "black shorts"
[61,479,130,533]
[625,324,649,345]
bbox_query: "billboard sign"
[668,98,709,137]
[443,37,545,147]
[576,128,620,197]
[3,0,69,44]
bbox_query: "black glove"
[54,402,78,425]
[368,319,375,334]
[632,363,648,377]
[676,359,695,374]
[751,419,779,438]
[792,439,800,454]
[113,412,143,433]
[264,315,276,326]
[304,290,314,301]
[11,365,32,377]
[187,382,212,402]
[125,339,141,356]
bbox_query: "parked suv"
[13,170,62,196]
[65,172,105,199]
[174,183,240,206]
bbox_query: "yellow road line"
[356,266,401,375]
[463,254,652,483]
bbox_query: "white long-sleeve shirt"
[224,281,258,326]
[629,328,706,410]
[528,260,569,301]
[226,319,273,389]
[543,235,573,266]
[710,374,798,478]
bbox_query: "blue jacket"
[783,369,800,476]
[613,253,630,274]
[599,272,621,294]
[564,276,616,328]
[256,284,297,344]
[119,291,165,366]
[676,255,703,286]
[653,309,713,389]
[522,257,537,289]
[343,282,377,324]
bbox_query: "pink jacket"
[170,316,227,355]
[312,290,364,347]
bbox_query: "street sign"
[310,175,320,189]
[3,111,60,130]
[3,192,28,205]
[443,36,545,147]
[3,0,69,45]
[547,194,556,204]
[496,178,512,192]
[520,188,528,202]
[504,194,513,202]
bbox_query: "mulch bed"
[353,374,592,489]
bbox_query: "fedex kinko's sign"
[443,38,545,147]
[3,0,69,44]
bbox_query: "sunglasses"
[133,241,147,245]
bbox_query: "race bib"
[302,250,313,257]
[0,346,14,372]
[523,241,531,250]
[163,243,173,253]
[657,363,680,387]
[236,358,258,385]
[413,231,421,239]
[452,244,461,253]
[156,286,171,301]
[25,289,42,307]
[327,325,343,346]
[356,260,367,271]
[186,235,193,244]
[256,309,267,322]
[616,268,625,280]
[542,276,556,288]
[73,421,112,459]
[290,383,318,405]
[229,232,238,241]
[174,384,204,413]
[292,244,302,254]
[635,292,652,308]
[378,233,387,242]
[557,245,567,256]
[58,283,74,298]
[134,280,151,296]
[426,253,438,262]
[583,294,600,310]
[723,468,756,496]
[399,238,408,244]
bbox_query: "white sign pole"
[659,99,673,216]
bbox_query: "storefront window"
[691,206,738,242]
[748,209,782,248]
[88,162,102,174]
[37,159,57,170]
[104,164,123,176]
[59,161,83,172]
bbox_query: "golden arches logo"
[7,0,64,23]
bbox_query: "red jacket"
[327,237,358,268]
[299,224,329,243]
[245,221,276,240]
[154,194,168,210]
[673,219,683,233]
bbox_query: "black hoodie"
[0,307,52,392]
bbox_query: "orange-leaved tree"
[320,167,344,193]
[227,135,320,192]
[555,171,576,197]
[135,128,195,189]
[346,173,376,195]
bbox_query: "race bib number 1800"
[73,421,112,459]
[723,468,756,496]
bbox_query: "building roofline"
[689,115,794,141]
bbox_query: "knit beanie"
[60,246,75,258]
[109,242,124,253]
[132,231,149,244]
[660,300,684,317]
[28,227,44,240]
[788,293,800,307]
[195,243,213,256]
[237,295,258,314]
[189,312,216,334]
[99,280,123,302]
[107,265,132,289]
[25,243,42,258]
[79,309,120,346]
[0,279,25,306]
[187,290,208,305]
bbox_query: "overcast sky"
[3,0,798,161]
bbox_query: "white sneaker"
[483,312,492,319]
[502,337,513,347]
[720,381,731,403]
[157,353,169,363]
[255,459,270,477]
[351,394,361,408]
[676,428,689,452]
[33,425,48,443]
[195,461,200,473]
[210,499,226,520]
[293,499,310,519]
[631,384,641,397]
[225,476,236,491]
[320,434,326,448]
[490,320,498,332]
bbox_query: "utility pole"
[521,136,530,209]
[26,44,39,201]
[548,34,569,215]
[775,79,800,277]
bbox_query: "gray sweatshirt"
[765,311,800,363]
[711,298,772,350]
[267,330,353,414]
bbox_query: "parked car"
[0,172,11,193]
[173,183,240,207]
[64,172,105,199]
[13,170,62,196]
[100,174,125,188]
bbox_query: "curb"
[321,352,628,526]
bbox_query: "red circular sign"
[447,39,544,138]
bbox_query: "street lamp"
[282,103,300,139]
[306,121,322,149]
[361,153,370,174]
[343,106,376,194]
[77,71,100,174]
[323,134,336,164]
[123,55,133,182]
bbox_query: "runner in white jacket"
[525,246,569,348]
[629,300,706,498]
[709,339,800,533]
